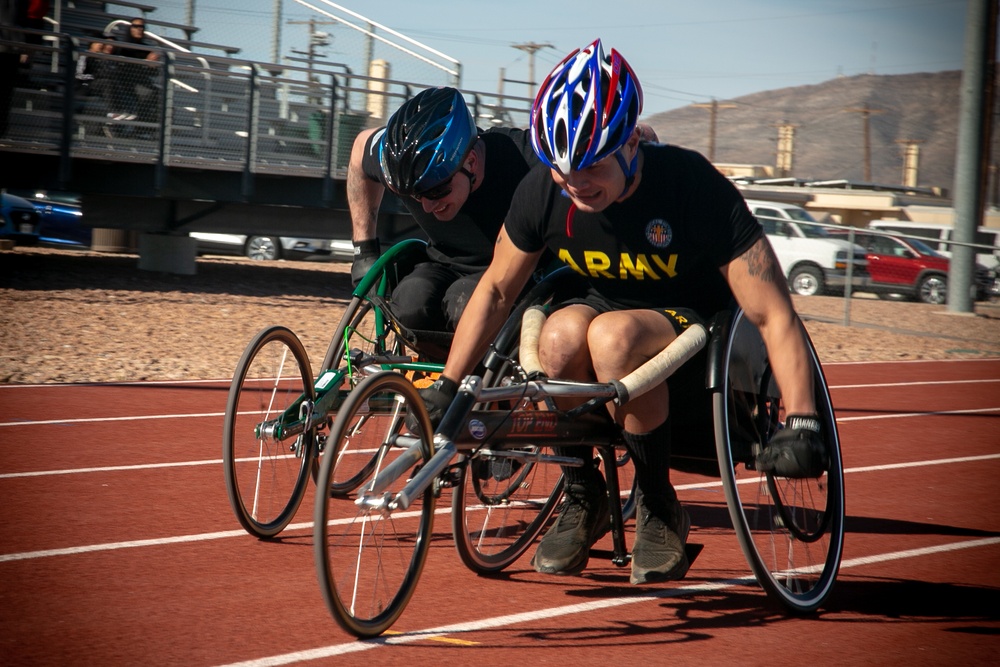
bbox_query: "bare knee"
[538,306,595,379]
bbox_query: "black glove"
[351,238,381,288]
[756,414,828,478]
[405,376,458,435]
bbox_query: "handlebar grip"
[616,324,708,404]
[519,306,547,376]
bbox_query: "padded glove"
[351,238,381,288]
[756,414,828,478]
[405,376,458,435]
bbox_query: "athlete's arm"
[722,235,816,415]
[441,225,543,383]
[347,128,384,242]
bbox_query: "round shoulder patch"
[645,219,673,248]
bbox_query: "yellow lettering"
[558,248,587,276]
[584,251,614,278]
[652,253,678,277]
[619,254,660,280]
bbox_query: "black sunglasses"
[412,176,454,202]
[131,23,145,29]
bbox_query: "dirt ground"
[2,246,999,385]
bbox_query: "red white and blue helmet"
[530,39,643,174]
[379,87,478,197]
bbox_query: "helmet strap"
[614,148,638,198]
[459,166,476,190]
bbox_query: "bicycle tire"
[315,297,409,494]
[314,371,436,638]
[714,309,845,613]
[451,332,565,573]
[222,326,315,538]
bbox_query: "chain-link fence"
[1,25,531,178]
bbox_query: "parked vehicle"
[1,191,42,245]
[868,220,1000,273]
[744,199,869,296]
[32,194,91,247]
[189,232,349,261]
[828,228,991,304]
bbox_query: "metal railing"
[0,29,533,184]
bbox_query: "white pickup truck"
[745,199,869,296]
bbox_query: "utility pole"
[844,105,885,182]
[288,18,338,81]
[692,99,736,162]
[512,42,553,99]
[774,122,798,177]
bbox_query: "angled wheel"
[451,319,564,573]
[223,326,315,538]
[314,371,436,638]
[713,309,845,613]
[314,295,410,494]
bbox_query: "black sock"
[622,419,676,505]
[558,446,600,487]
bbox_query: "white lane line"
[3,453,999,563]
[214,536,1000,666]
[0,412,225,427]
[830,378,1000,389]
[836,407,1000,422]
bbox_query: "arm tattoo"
[742,240,781,284]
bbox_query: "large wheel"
[713,309,844,613]
[314,371,436,638]
[223,326,315,538]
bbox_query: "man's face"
[549,131,639,213]
[412,150,476,221]
[414,174,470,221]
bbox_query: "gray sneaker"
[630,497,690,585]
[531,482,610,575]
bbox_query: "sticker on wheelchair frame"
[468,419,487,440]
[315,370,342,391]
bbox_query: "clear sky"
[149,0,971,118]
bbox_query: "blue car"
[31,194,90,247]
[1,191,41,244]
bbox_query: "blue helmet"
[379,87,478,197]
[530,39,643,174]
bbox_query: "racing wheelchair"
[310,303,845,638]
[221,239,596,539]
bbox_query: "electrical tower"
[774,122,798,177]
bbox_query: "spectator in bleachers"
[75,39,114,116]
[108,18,159,122]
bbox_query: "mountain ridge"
[643,71,973,191]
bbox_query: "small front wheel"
[223,326,315,538]
[314,371,436,638]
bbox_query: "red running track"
[1,359,999,666]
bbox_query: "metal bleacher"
[0,1,533,270]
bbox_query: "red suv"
[829,229,952,304]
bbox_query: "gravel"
[2,246,998,385]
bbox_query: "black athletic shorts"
[557,288,706,335]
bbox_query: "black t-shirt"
[362,126,538,271]
[504,143,762,319]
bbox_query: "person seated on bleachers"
[109,18,159,123]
